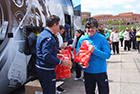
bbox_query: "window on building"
[133,18,135,20]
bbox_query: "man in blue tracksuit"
[36,15,72,94]
[76,17,111,94]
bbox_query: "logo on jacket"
[47,38,51,41]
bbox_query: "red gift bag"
[75,40,92,68]
[66,46,72,59]
[55,50,71,79]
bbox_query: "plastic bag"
[66,46,72,59]
[55,49,71,79]
[74,40,92,68]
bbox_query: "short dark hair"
[26,28,32,32]
[59,25,65,31]
[76,29,85,35]
[85,17,98,28]
[99,24,103,27]
[46,15,60,27]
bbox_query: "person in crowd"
[129,27,134,49]
[56,25,68,93]
[62,24,73,45]
[119,29,124,48]
[107,38,112,50]
[132,28,137,50]
[110,28,120,55]
[123,28,130,51]
[25,28,37,77]
[59,25,66,42]
[56,25,66,49]
[26,28,37,55]
[136,28,140,54]
[97,24,105,36]
[70,29,85,81]
[76,17,111,94]
[35,30,40,37]
[105,29,110,39]
[36,15,72,94]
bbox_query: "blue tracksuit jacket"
[36,27,61,69]
[76,32,111,74]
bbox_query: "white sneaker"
[83,78,85,82]
[56,90,61,94]
[74,77,82,81]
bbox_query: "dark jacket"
[132,29,136,41]
[97,29,105,36]
[36,28,61,69]
[28,32,37,54]
[64,24,73,45]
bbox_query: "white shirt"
[123,31,130,41]
[110,32,120,42]
[70,35,84,49]
[57,32,63,48]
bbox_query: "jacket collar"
[88,32,97,39]
[44,27,56,38]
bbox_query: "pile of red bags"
[74,40,92,68]
[55,49,71,79]
[65,46,72,59]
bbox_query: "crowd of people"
[26,14,140,94]
[106,26,140,54]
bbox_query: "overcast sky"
[73,0,140,16]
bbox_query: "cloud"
[81,0,113,11]
[123,4,134,9]
[129,9,136,13]
[136,4,140,8]
[81,0,139,11]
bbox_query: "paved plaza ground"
[61,48,140,94]
[9,47,140,94]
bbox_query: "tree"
[108,19,112,25]
[82,18,86,25]
[121,19,126,25]
[112,21,118,25]
[119,20,123,25]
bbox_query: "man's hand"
[61,60,72,67]
[79,63,89,68]
[61,44,65,49]
[57,54,63,57]
[88,45,95,53]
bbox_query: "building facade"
[81,12,91,21]
[74,4,81,16]
[93,12,140,25]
